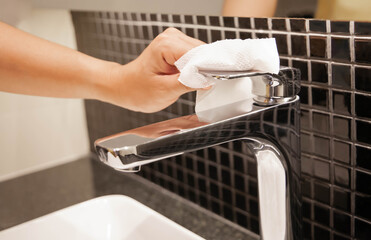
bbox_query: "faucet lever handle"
[200,67,300,106]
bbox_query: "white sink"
[0,195,204,240]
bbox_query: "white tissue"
[175,38,280,120]
[175,38,280,89]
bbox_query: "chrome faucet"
[95,67,302,240]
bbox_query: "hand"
[101,28,205,113]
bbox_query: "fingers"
[156,28,205,66]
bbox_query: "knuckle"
[163,27,180,35]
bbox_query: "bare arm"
[0,22,203,113]
[223,0,278,17]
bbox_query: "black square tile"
[235,193,246,210]
[273,34,288,55]
[209,165,218,180]
[150,13,157,21]
[355,39,371,64]
[197,29,208,42]
[331,21,350,34]
[221,170,231,185]
[355,194,371,221]
[310,20,327,32]
[310,36,327,58]
[223,205,233,221]
[333,211,351,235]
[247,161,257,177]
[272,18,286,31]
[139,13,147,21]
[211,30,222,42]
[236,212,248,228]
[199,194,208,208]
[291,35,307,57]
[187,173,195,187]
[184,15,193,24]
[356,120,371,145]
[334,165,351,187]
[290,19,306,32]
[332,37,351,61]
[302,200,311,219]
[186,157,194,170]
[355,22,371,36]
[234,174,245,191]
[333,91,351,115]
[195,15,205,25]
[333,140,351,164]
[312,87,329,109]
[197,161,205,174]
[314,204,330,226]
[225,30,236,39]
[198,178,206,192]
[210,182,220,198]
[312,62,328,84]
[161,14,169,22]
[313,158,330,180]
[249,199,259,216]
[313,112,330,133]
[172,15,181,23]
[301,133,313,153]
[314,182,330,204]
[222,188,232,204]
[355,218,371,239]
[293,60,308,81]
[248,180,258,197]
[250,218,260,234]
[223,16,235,28]
[176,169,184,181]
[209,16,220,26]
[333,188,351,212]
[254,18,268,29]
[299,86,309,104]
[355,94,371,119]
[356,146,371,171]
[333,116,351,139]
[356,170,371,195]
[152,25,159,37]
[355,67,371,92]
[332,64,351,89]
[238,17,251,29]
[239,31,252,39]
[211,200,221,214]
[185,28,195,38]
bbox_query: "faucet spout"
[94,68,302,239]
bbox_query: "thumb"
[164,73,196,95]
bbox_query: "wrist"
[89,60,123,104]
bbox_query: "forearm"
[223,0,277,17]
[0,21,116,100]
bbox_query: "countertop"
[0,155,258,240]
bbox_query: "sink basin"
[0,195,204,240]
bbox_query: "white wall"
[0,4,90,181]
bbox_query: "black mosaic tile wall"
[71,12,371,240]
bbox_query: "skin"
[0,22,204,113]
[223,0,278,17]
